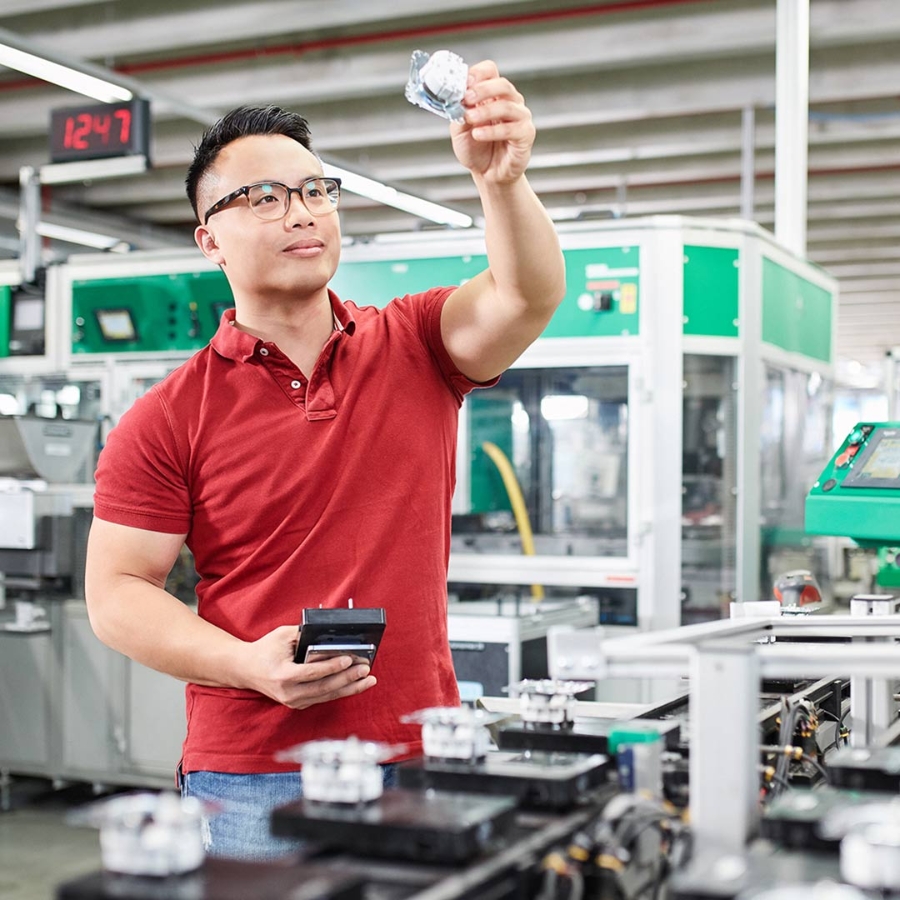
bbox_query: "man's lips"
[283,239,325,256]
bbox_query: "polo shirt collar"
[211,289,356,363]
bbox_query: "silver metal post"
[740,106,755,221]
[691,645,759,852]
[18,165,40,284]
[887,350,899,421]
[774,0,809,256]
[850,595,899,745]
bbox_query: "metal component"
[507,678,594,729]
[448,598,598,700]
[548,612,900,849]
[691,644,760,851]
[17,166,39,286]
[774,0,810,256]
[405,50,468,122]
[849,594,900,747]
[402,706,501,763]
[276,737,406,805]
[842,824,900,891]
[67,791,206,876]
[740,105,755,220]
[0,417,97,484]
[39,155,150,186]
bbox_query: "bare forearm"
[475,173,565,315]
[87,578,249,688]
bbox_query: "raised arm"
[440,60,566,383]
[85,518,374,708]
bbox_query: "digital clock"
[49,98,150,164]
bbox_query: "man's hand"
[450,60,535,184]
[238,625,377,710]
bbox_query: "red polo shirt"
[93,287,492,773]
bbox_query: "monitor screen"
[95,308,137,342]
[857,437,900,481]
[842,428,900,490]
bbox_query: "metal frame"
[17,215,838,637]
[548,612,900,853]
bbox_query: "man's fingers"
[284,673,377,709]
[291,654,356,682]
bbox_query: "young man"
[85,59,565,860]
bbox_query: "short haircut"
[185,105,314,221]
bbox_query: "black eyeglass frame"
[202,176,342,225]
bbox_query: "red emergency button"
[836,444,861,468]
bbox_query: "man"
[85,59,565,860]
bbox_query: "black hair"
[185,105,314,221]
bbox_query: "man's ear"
[194,225,225,266]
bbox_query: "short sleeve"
[391,286,500,401]
[92,388,192,534]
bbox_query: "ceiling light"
[0,42,131,103]
[324,164,473,229]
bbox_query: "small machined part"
[405,49,469,123]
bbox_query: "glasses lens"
[247,183,289,219]
[302,178,341,214]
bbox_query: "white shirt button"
[259,347,269,356]
[291,380,302,389]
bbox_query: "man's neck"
[232,289,335,377]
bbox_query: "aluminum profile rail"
[547,613,900,855]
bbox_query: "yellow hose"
[480,441,544,601]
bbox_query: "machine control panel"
[806,422,900,544]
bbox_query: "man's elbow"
[551,272,566,309]
[531,271,566,319]
[85,587,114,648]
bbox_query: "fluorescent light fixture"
[0,42,132,103]
[40,154,148,185]
[324,163,473,229]
[35,222,122,250]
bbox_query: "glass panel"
[0,374,102,421]
[452,365,629,558]
[760,365,834,604]
[681,355,737,624]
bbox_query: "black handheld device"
[294,606,386,666]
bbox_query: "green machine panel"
[330,256,485,309]
[331,246,641,338]
[762,258,833,363]
[683,245,739,337]
[72,270,233,354]
[71,247,642,354]
[467,392,515,514]
[806,423,900,544]
[0,284,10,358]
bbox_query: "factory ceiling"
[0,0,898,375]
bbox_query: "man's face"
[193,134,341,301]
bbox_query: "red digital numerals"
[62,110,132,150]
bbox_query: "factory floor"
[0,778,103,900]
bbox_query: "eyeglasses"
[203,176,342,225]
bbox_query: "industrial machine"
[807,422,900,589]
[49,217,837,635]
[0,215,839,794]
[0,410,96,781]
[51,419,900,897]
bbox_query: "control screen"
[858,438,900,480]
[842,428,900,489]
[95,308,137,342]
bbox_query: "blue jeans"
[181,765,397,862]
